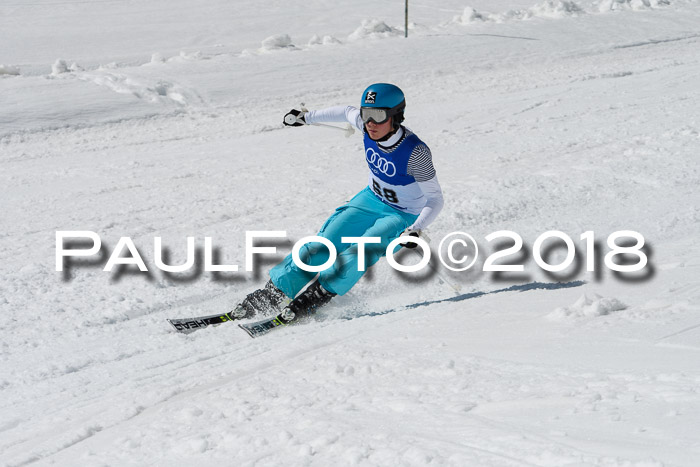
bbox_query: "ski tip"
[167,319,185,333]
[238,323,257,339]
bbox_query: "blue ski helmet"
[360,83,406,128]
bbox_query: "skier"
[232,83,444,324]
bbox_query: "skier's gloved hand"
[283,109,307,127]
[400,229,421,249]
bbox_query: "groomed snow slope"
[1,1,700,465]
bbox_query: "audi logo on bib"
[366,148,397,177]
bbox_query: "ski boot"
[231,279,289,319]
[278,280,335,324]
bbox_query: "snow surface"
[2,0,700,465]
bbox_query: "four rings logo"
[366,148,396,177]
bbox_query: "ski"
[238,313,289,338]
[167,310,287,337]
[167,312,234,334]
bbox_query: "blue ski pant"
[270,187,418,297]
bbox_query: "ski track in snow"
[2,0,700,465]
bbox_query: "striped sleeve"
[407,144,436,182]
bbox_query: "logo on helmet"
[364,92,376,104]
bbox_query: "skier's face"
[365,118,393,141]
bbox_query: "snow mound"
[51,59,68,75]
[546,293,627,320]
[308,34,342,46]
[173,50,205,61]
[260,34,296,51]
[150,53,166,64]
[597,0,670,11]
[529,0,585,18]
[51,59,83,75]
[160,50,210,64]
[454,2,583,25]
[70,69,195,106]
[0,64,20,76]
[348,20,401,41]
[453,7,488,24]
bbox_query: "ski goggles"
[360,107,392,125]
